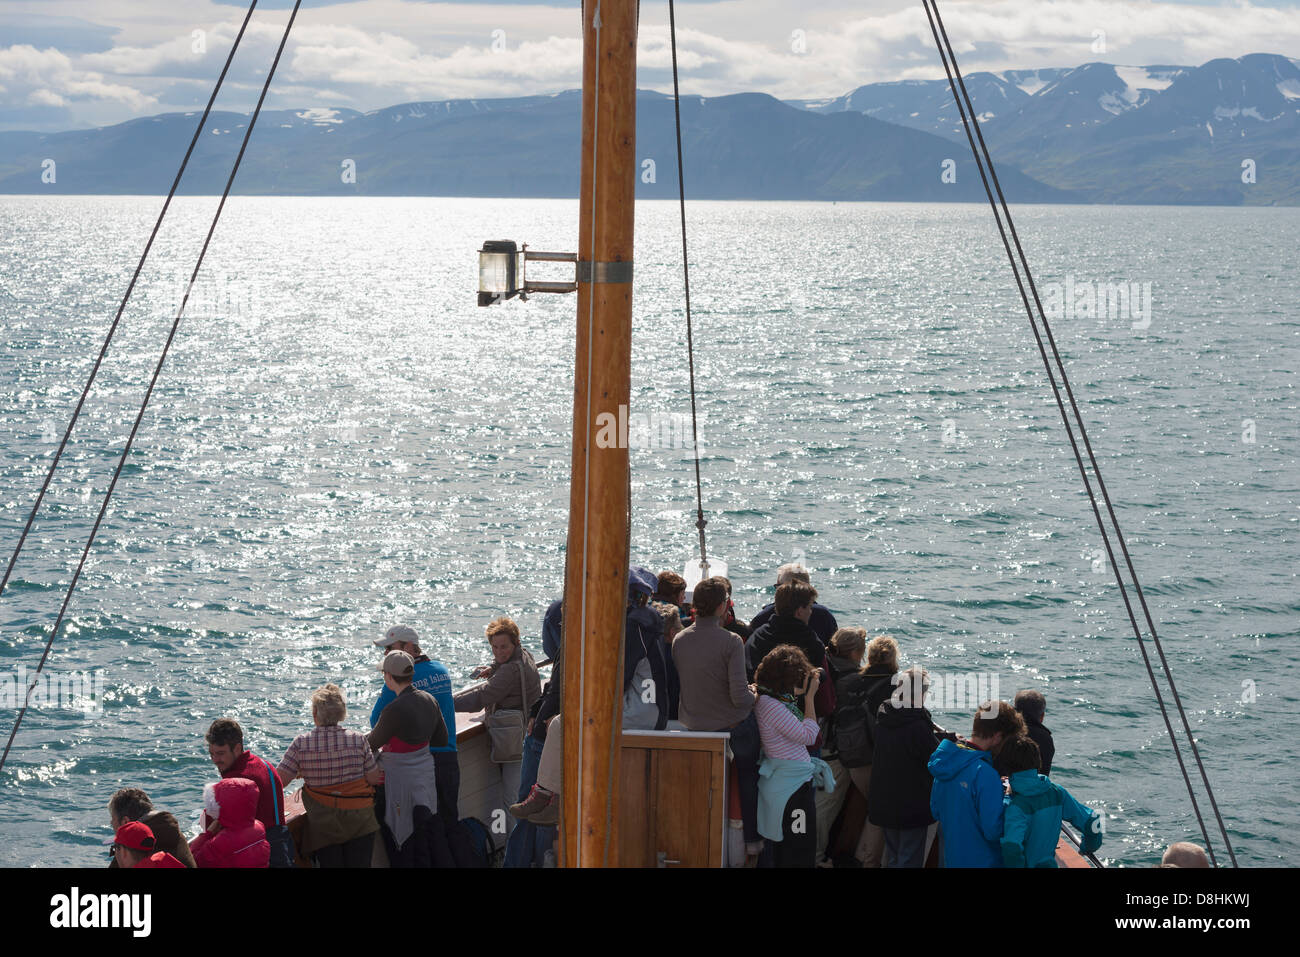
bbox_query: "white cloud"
[285,26,585,99]
[3,0,1300,129]
[0,44,157,114]
[27,88,68,108]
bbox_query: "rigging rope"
[0,0,261,604]
[921,0,1236,866]
[0,0,304,779]
[667,0,710,571]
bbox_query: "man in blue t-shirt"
[370,624,460,820]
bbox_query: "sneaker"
[509,784,556,821]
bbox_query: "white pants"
[537,715,563,793]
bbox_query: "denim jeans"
[503,733,556,868]
[728,712,761,844]
[884,826,928,868]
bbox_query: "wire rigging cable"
[920,0,1236,866]
[0,0,305,780]
[0,0,261,605]
[668,0,710,570]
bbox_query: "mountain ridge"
[1,53,1295,204]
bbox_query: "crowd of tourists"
[104,562,1211,870]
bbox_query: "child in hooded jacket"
[997,735,1101,868]
[190,778,270,868]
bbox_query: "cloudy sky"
[1,0,1298,131]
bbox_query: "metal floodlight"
[477,240,578,306]
[478,240,525,306]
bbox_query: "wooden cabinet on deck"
[618,730,728,868]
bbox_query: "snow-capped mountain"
[802,53,1299,204]
[791,69,1070,138]
[998,53,1300,203]
[1098,53,1300,139]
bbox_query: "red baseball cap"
[114,821,157,853]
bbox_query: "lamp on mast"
[477,240,579,306]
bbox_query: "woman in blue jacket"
[927,701,1025,867]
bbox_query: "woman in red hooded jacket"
[191,777,270,868]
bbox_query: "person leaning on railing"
[276,683,383,868]
[455,617,542,839]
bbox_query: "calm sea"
[0,196,1295,867]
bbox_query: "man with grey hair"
[747,563,838,645]
[1161,841,1210,868]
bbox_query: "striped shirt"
[278,725,377,788]
[755,694,820,761]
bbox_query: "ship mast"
[559,0,637,868]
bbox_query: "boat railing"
[1058,820,1104,868]
[450,656,553,739]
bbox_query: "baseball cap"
[379,650,415,679]
[114,821,157,853]
[375,624,419,649]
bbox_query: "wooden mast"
[558,0,637,868]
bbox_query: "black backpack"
[833,694,873,767]
[829,669,877,768]
[458,816,498,867]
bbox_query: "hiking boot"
[509,784,556,821]
[529,794,560,827]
